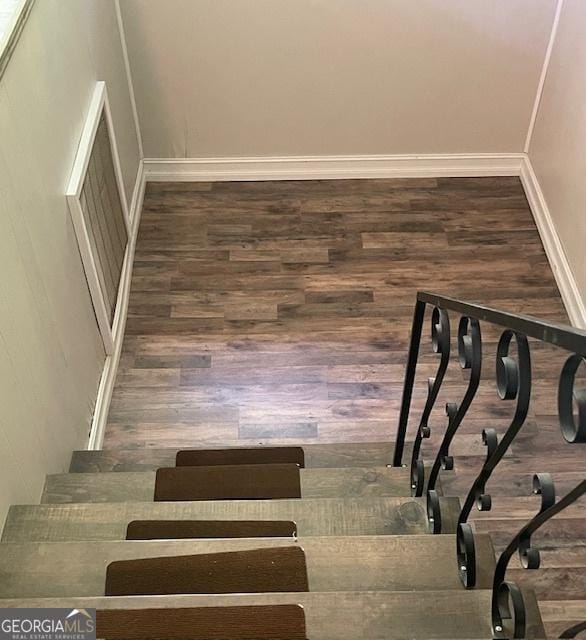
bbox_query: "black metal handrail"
[392,292,586,639]
[418,292,586,354]
[393,291,586,468]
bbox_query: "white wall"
[119,0,557,158]
[528,0,586,313]
[0,0,140,522]
[0,1,21,42]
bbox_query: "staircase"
[0,292,584,639]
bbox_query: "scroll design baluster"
[559,622,586,638]
[392,291,586,469]
[409,307,451,497]
[559,355,586,444]
[491,476,586,640]
[456,330,532,587]
[426,316,482,533]
[392,293,586,638]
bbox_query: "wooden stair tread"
[0,590,546,639]
[0,535,495,598]
[69,440,493,473]
[69,442,398,472]
[42,466,412,504]
[3,497,461,542]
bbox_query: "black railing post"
[392,299,426,467]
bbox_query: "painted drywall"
[528,0,586,310]
[0,1,21,42]
[119,0,557,158]
[0,0,140,523]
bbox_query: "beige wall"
[529,0,586,310]
[120,0,557,158]
[0,0,140,522]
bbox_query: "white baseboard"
[87,160,146,450]
[520,156,586,329]
[144,153,525,182]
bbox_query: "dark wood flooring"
[104,177,585,636]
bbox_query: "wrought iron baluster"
[559,354,586,443]
[559,622,586,638]
[491,476,586,640]
[426,316,482,533]
[456,330,532,587]
[409,307,451,497]
[392,300,426,467]
[393,293,586,637]
[394,292,585,473]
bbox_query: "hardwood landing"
[106,177,566,448]
[103,177,584,636]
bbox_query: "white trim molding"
[144,153,525,182]
[0,0,34,79]
[520,156,586,328]
[88,159,145,450]
[524,0,565,153]
[66,82,131,356]
[114,0,144,160]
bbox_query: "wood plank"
[175,446,305,467]
[0,590,546,639]
[127,519,297,540]
[154,464,302,501]
[96,605,307,640]
[42,466,412,503]
[105,176,569,457]
[540,601,586,640]
[2,497,462,542]
[0,535,495,598]
[81,114,128,322]
[105,546,308,596]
